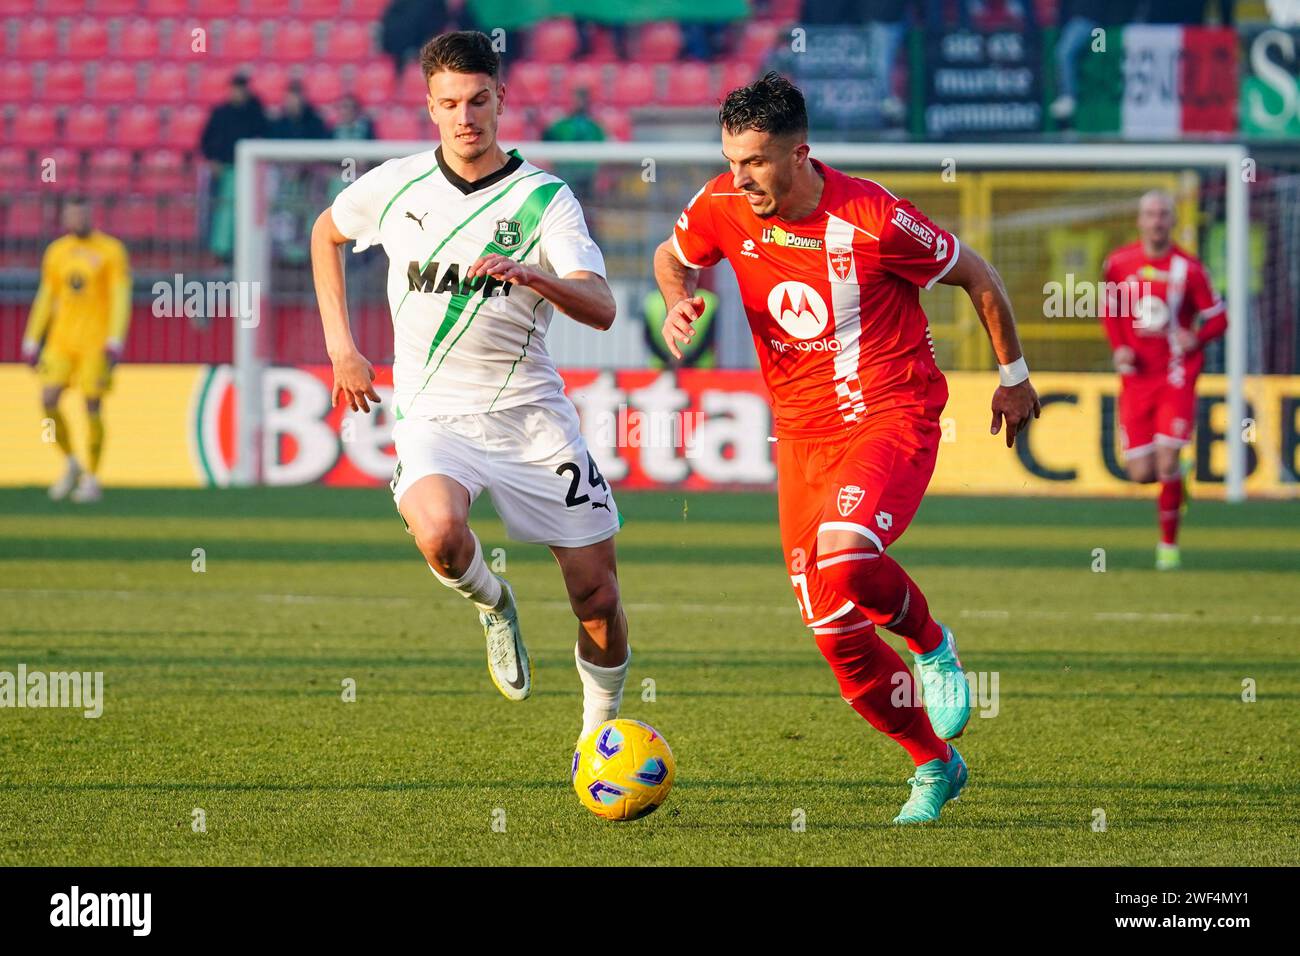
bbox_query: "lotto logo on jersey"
[892,207,935,249]
[766,281,829,340]
[406,261,512,298]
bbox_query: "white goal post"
[234,139,1251,499]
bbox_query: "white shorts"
[390,391,620,548]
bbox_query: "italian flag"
[1074,25,1237,136]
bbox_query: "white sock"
[575,643,630,739]
[429,533,502,612]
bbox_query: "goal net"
[233,140,1263,499]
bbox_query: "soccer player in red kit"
[653,74,1040,824]
[1101,190,1227,571]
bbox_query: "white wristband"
[998,357,1029,387]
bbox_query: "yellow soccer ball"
[571,719,675,821]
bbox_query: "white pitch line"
[2,587,1299,626]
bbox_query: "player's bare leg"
[399,474,529,700]
[70,395,104,503]
[41,383,80,501]
[817,527,971,742]
[551,536,629,741]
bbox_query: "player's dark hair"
[419,30,500,83]
[719,71,807,140]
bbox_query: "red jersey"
[1099,241,1226,386]
[671,160,960,438]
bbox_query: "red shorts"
[776,383,946,636]
[1118,374,1197,458]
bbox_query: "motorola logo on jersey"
[406,261,512,298]
[766,281,829,340]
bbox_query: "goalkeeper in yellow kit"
[21,198,132,503]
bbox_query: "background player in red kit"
[653,74,1040,824]
[1101,190,1227,571]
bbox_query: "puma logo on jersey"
[405,211,427,230]
[407,261,512,298]
[590,498,612,512]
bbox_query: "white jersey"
[331,146,605,419]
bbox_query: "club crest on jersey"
[837,485,865,516]
[766,281,829,340]
[828,245,854,282]
[493,218,522,249]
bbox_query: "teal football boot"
[913,623,971,740]
[892,745,968,825]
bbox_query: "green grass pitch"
[0,486,1296,866]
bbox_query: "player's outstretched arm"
[940,246,1041,448]
[464,256,616,331]
[652,239,704,361]
[311,208,380,413]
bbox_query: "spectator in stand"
[801,2,910,120]
[269,82,331,139]
[333,94,375,141]
[381,0,458,74]
[542,88,605,206]
[199,72,268,261]
[1050,1,1138,123]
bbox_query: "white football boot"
[70,473,102,504]
[479,579,531,701]
[48,459,81,501]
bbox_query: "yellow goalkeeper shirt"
[23,231,132,355]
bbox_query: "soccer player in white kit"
[310,31,630,741]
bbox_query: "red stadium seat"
[661,61,714,107]
[347,0,387,17]
[12,106,57,146]
[168,104,207,148]
[157,197,198,241]
[302,65,344,105]
[580,25,619,64]
[529,19,580,64]
[496,110,533,143]
[374,107,423,141]
[0,62,35,101]
[43,147,82,191]
[43,63,88,103]
[735,21,780,64]
[593,106,631,141]
[143,0,192,13]
[0,0,36,14]
[66,106,110,147]
[107,197,160,240]
[249,64,289,105]
[634,22,683,63]
[274,21,315,61]
[87,148,134,193]
[194,0,241,15]
[139,149,190,194]
[11,20,57,60]
[96,0,141,14]
[506,61,554,108]
[718,59,756,97]
[119,20,162,61]
[41,0,86,14]
[608,64,655,109]
[115,105,161,148]
[324,20,372,61]
[193,63,235,104]
[221,21,264,61]
[92,62,139,103]
[300,0,346,16]
[67,18,110,60]
[3,195,49,239]
[140,62,188,104]
[0,147,31,188]
[560,62,608,108]
[352,59,394,106]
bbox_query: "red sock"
[815,626,949,766]
[818,549,943,655]
[1158,478,1182,545]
